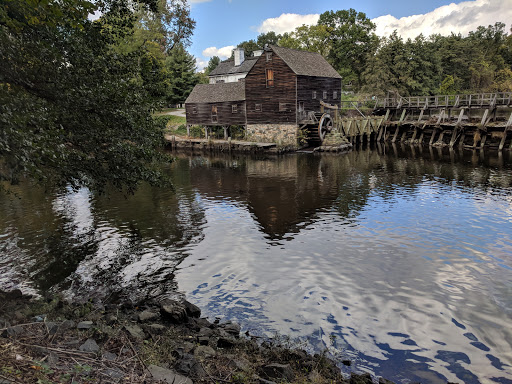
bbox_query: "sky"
[187,0,512,71]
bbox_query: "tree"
[318,9,378,90]
[0,0,194,192]
[278,25,331,57]
[256,31,282,48]
[165,44,199,105]
[206,56,220,75]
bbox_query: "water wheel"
[318,113,334,142]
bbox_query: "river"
[1,145,511,383]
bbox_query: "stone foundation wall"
[246,124,298,146]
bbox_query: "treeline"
[0,0,197,190]
[229,9,512,96]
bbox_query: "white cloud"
[374,0,512,39]
[256,13,320,34]
[202,45,235,59]
[196,58,209,72]
[255,0,511,39]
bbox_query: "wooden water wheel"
[318,113,334,142]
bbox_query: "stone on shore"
[148,365,193,384]
[160,300,188,324]
[79,338,99,353]
[261,363,295,382]
[138,310,159,323]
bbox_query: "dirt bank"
[0,289,395,384]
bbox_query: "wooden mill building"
[185,45,341,145]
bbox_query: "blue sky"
[187,0,512,70]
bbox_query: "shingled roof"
[185,82,245,104]
[270,46,342,79]
[209,56,259,76]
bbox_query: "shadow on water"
[1,146,512,383]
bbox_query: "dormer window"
[266,52,272,62]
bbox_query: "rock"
[45,322,59,335]
[183,300,201,318]
[47,352,59,367]
[138,310,159,323]
[160,301,188,324]
[194,346,216,359]
[228,357,251,372]
[77,321,93,330]
[148,365,193,384]
[261,364,295,382]
[2,326,24,338]
[175,354,206,379]
[146,324,166,335]
[217,336,236,349]
[107,315,118,324]
[197,336,210,346]
[79,338,99,353]
[183,342,195,353]
[124,324,145,340]
[350,373,373,384]
[59,320,75,332]
[198,327,213,338]
[105,368,124,380]
[194,318,212,328]
[102,351,117,361]
[223,323,241,338]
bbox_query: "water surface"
[1,145,511,383]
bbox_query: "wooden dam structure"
[309,92,512,150]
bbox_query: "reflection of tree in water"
[61,181,207,303]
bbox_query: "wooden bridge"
[307,92,512,151]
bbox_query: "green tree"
[206,56,221,74]
[318,9,378,89]
[278,25,331,57]
[165,44,199,105]
[256,31,282,48]
[0,0,193,192]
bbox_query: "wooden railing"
[340,92,512,111]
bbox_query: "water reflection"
[1,146,511,383]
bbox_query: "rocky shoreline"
[0,289,392,384]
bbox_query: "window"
[323,91,327,99]
[255,104,262,112]
[211,105,218,123]
[266,52,272,62]
[333,91,338,99]
[266,69,274,87]
[192,106,197,114]
[279,103,288,112]
[298,101,304,112]
[312,91,317,99]
[232,104,237,113]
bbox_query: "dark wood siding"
[186,102,247,126]
[245,53,297,124]
[297,76,341,113]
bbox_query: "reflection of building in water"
[182,147,512,240]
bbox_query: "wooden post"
[187,125,190,137]
[499,112,512,151]
[449,109,465,148]
[429,128,438,146]
[392,109,406,143]
[205,126,209,139]
[223,126,228,140]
